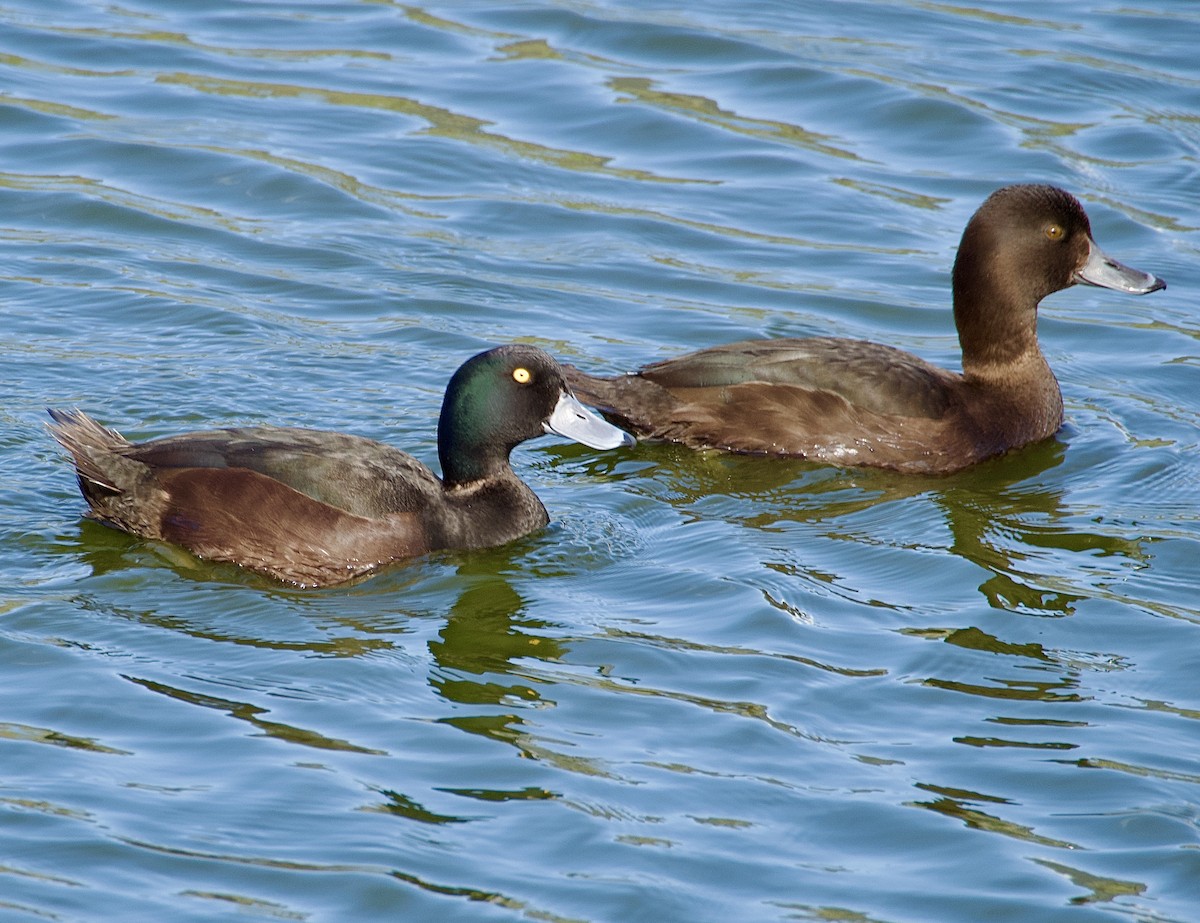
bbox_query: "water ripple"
[4,2,1200,921]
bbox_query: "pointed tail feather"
[46,408,131,493]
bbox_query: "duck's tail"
[46,408,133,495]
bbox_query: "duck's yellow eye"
[1045,224,1064,241]
[512,367,531,384]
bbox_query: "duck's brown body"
[568,336,1064,474]
[565,185,1164,474]
[49,413,545,585]
[49,345,634,586]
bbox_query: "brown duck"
[565,184,1165,474]
[50,344,634,587]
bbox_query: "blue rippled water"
[3,1,1199,921]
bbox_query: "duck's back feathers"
[47,411,433,585]
[637,338,956,418]
[123,426,442,519]
[566,344,968,472]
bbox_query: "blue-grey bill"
[545,392,635,449]
[1075,239,1166,294]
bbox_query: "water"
[2,1,1199,920]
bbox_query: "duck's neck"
[960,324,1061,431]
[961,349,1064,449]
[954,272,1063,437]
[954,258,1047,380]
[960,330,1050,384]
[438,438,510,489]
[436,394,515,488]
[435,420,548,549]
[437,474,549,550]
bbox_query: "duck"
[564,184,1165,474]
[49,344,634,587]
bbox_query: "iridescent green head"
[437,344,633,486]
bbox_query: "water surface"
[3,1,1199,921]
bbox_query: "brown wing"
[638,338,956,419]
[646,380,966,470]
[123,426,442,519]
[564,339,978,473]
[156,466,425,586]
